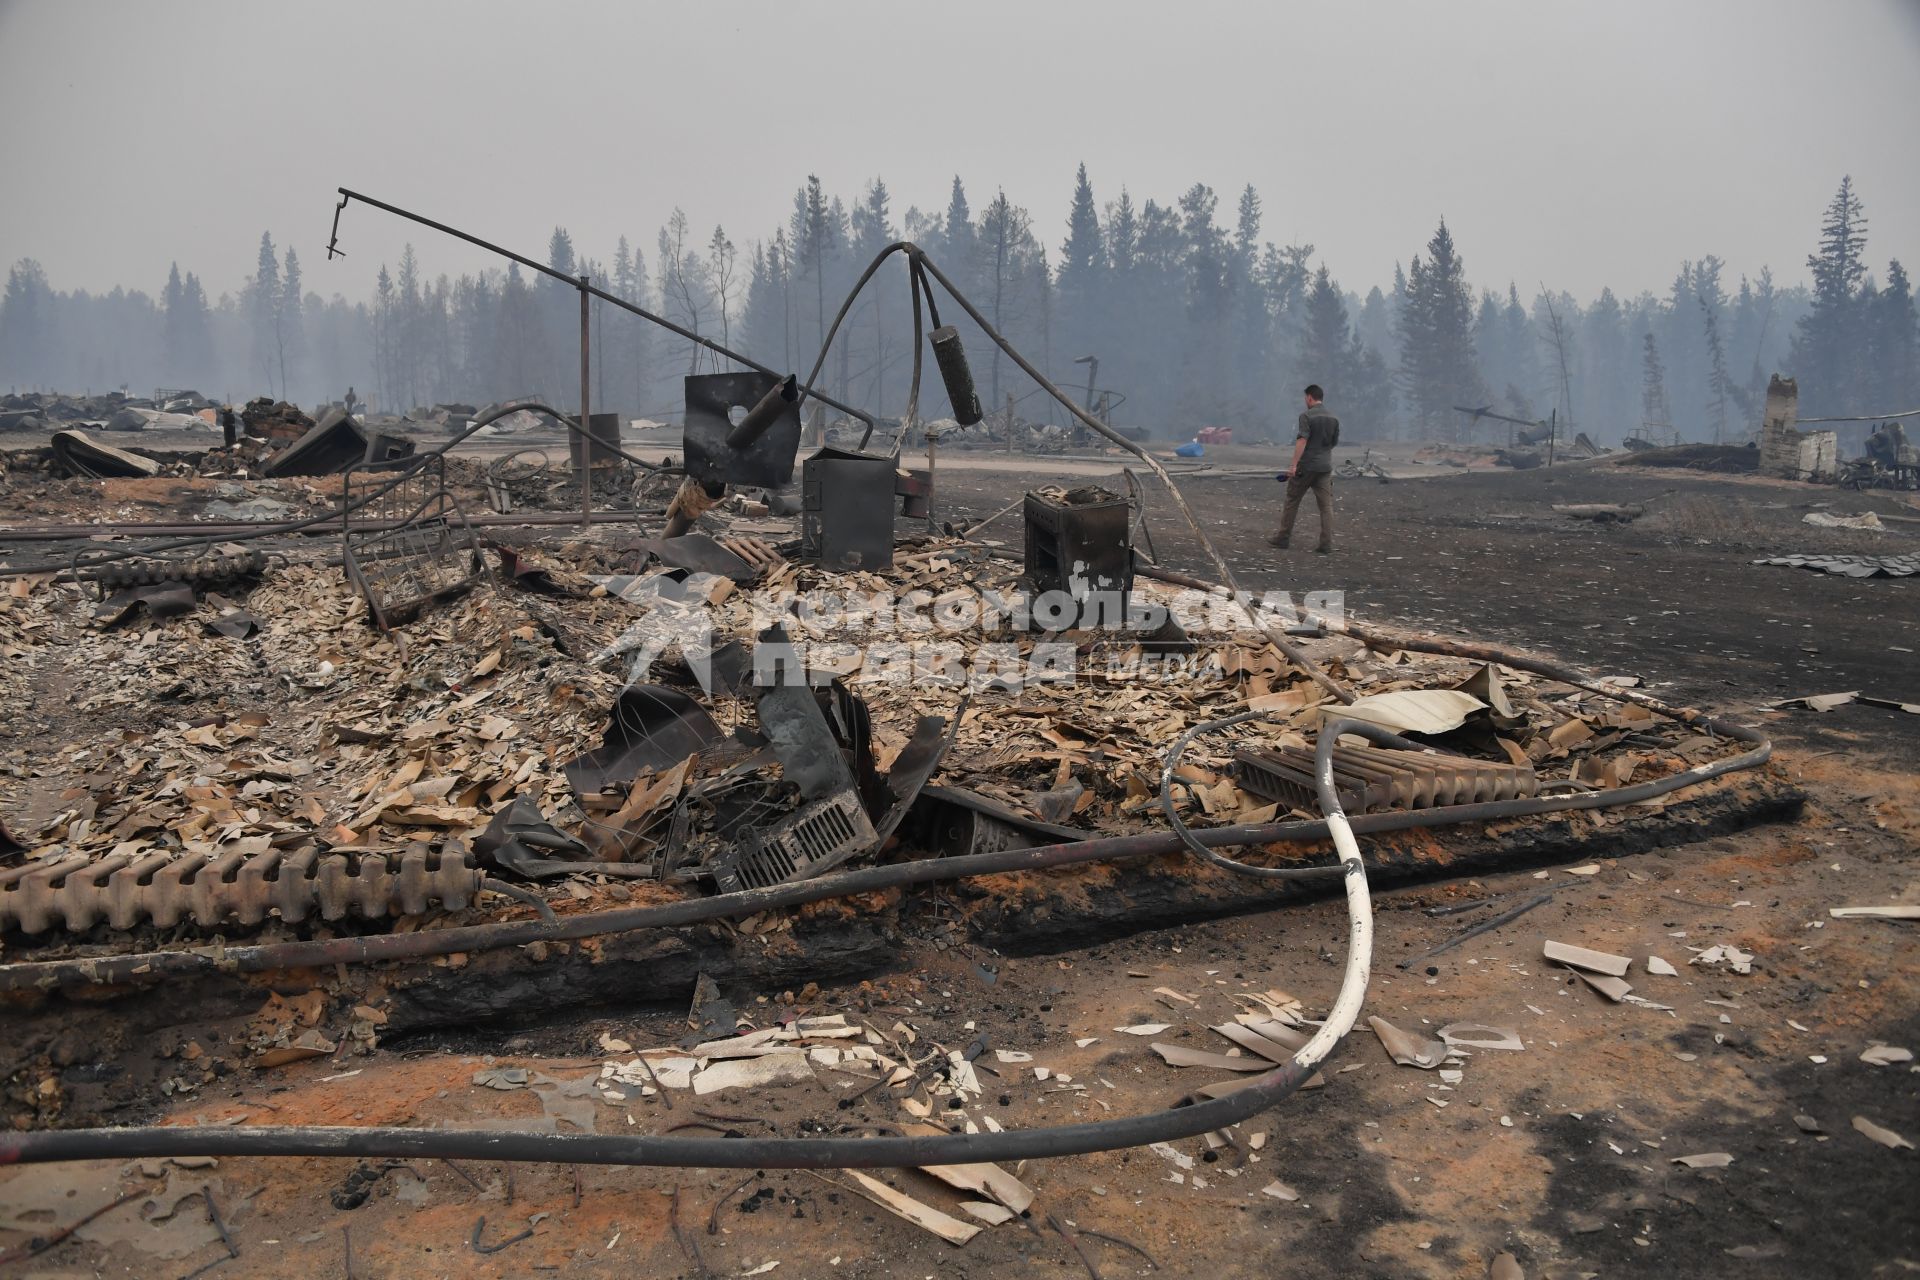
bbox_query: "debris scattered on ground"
[1851,1116,1915,1151]
[1542,941,1631,976]
[1367,1016,1448,1069]
[1690,943,1755,974]
[1802,510,1885,530]
[1671,1151,1734,1168]
[1437,1024,1524,1051]
[1829,905,1920,921]
[1752,552,1920,578]
[839,1171,980,1246]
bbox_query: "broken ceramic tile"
[1438,1023,1524,1051]
[1645,956,1678,976]
[959,1201,1015,1226]
[1367,1015,1448,1069]
[1859,1044,1913,1067]
[691,1052,814,1096]
[1670,1152,1733,1168]
[1152,1043,1266,1072]
[1570,969,1632,1002]
[1543,941,1631,977]
[1852,1115,1915,1150]
[1689,944,1754,974]
[842,1171,980,1245]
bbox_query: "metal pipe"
[328,189,873,433]
[580,277,592,531]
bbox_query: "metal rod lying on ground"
[1397,890,1557,969]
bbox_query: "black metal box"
[802,447,897,571]
[1022,487,1132,629]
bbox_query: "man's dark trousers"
[1276,470,1333,551]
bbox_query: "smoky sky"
[3,0,1917,305]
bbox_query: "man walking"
[1268,384,1338,553]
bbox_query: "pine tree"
[849,179,896,411]
[1300,266,1352,384]
[1869,259,1916,410]
[1641,330,1671,433]
[180,272,213,391]
[396,245,423,410]
[0,259,51,387]
[790,176,836,386]
[1583,287,1629,439]
[280,247,304,400]
[1502,284,1537,412]
[978,189,1037,409]
[1057,162,1104,355]
[1701,296,1732,442]
[943,176,975,275]
[1397,219,1484,435]
[161,263,187,379]
[1791,176,1870,413]
[1104,190,1137,275]
[250,232,280,396]
[372,264,393,411]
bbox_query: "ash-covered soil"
[3,449,1915,1279]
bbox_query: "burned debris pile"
[0,471,1755,958]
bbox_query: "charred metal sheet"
[870,714,955,848]
[1753,552,1920,578]
[755,677,858,802]
[1232,744,1539,815]
[640,533,757,582]
[909,783,1088,857]
[684,371,803,491]
[564,685,721,795]
[472,794,654,880]
[711,791,878,893]
[342,453,487,629]
[206,607,261,640]
[0,844,481,935]
[694,639,753,698]
[266,407,406,478]
[802,447,898,570]
[473,795,592,879]
[49,429,160,479]
[493,546,575,595]
[94,581,196,627]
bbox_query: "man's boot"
[1266,533,1289,549]
[1313,543,1332,554]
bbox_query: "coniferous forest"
[2,171,1913,446]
